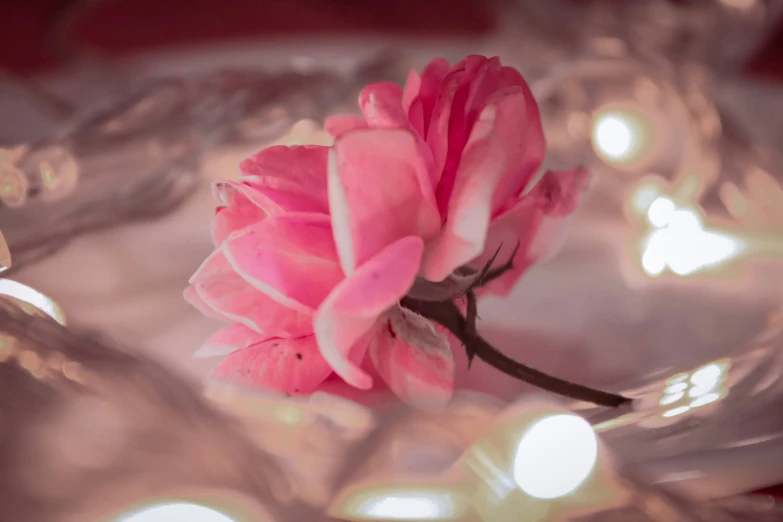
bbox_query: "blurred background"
[2,0,782,392]
[2,0,783,519]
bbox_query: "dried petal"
[369,306,454,409]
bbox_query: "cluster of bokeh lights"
[659,360,729,418]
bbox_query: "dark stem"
[401,297,632,408]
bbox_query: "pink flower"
[185,55,588,408]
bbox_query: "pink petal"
[189,246,234,285]
[402,69,421,114]
[534,165,591,217]
[407,58,450,137]
[194,324,269,358]
[211,181,285,246]
[488,86,546,213]
[473,167,590,296]
[328,128,439,274]
[369,306,454,409]
[420,96,508,281]
[188,250,314,336]
[359,82,408,128]
[239,145,330,214]
[184,285,226,322]
[222,213,344,311]
[426,55,487,184]
[314,236,424,389]
[422,87,547,281]
[324,114,368,138]
[212,334,333,395]
[462,57,503,138]
[469,198,542,297]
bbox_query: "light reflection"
[354,492,457,520]
[647,197,676,228]
[658,360,730,418]
[513,414,598,499]
[662,405,691,418]
[665,373,689,385]
[690,362,726,390]
[591,108,652,166]
[663,382,688,394]
[115,502,236,522]
[690,392,722,408]
[593,114,634,160]
[640,196,744,277]
[659,391,684,406]
[0,278,66,324]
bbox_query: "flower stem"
[401,297,632,408]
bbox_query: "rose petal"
[359,82,408,128]
[239,145,330,214]
[194,324,269,359]
[533,165,591,217]
[187,250,314,336]
[222,213,344,311]
[462,57,503,137]
[328,128,439,275]
[212,334,333,395]
[211,181,285,246]
[407,58,450,137]
[488,86,546,213]
[468,199,542,297]
[324,114,368,139]
[420,99,506,281]
[184,285,226,322]
[426,55,487,184]
[402,69,422,114]
[314,236,424,389]
[472,167,589,296]
[369,306,454,409]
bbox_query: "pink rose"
[185,55,588,408]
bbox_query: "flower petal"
[359,82,408,128]
[407,58,450,137]
[420,100,506,281]
[328,128,439,275]
[194,324,268,359]
[324,114,368,138]
[402,69,421,114]
[314,236,424,389]
[222,213,344,311]
[534,165,591,218]
[488,86,546,213]
[369,306,454,409]
[184,285,225,322]
[422,86,547,281]
[211,335,333,395]
[473,167,590,296]
[211,181,285,246]
[426,55,488,184]
[187,250,314,336]
[239,145,330,214]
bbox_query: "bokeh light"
[640,197,744,277]
[353,491,457,520]
[591,108,652,166]
[0,278,67,324]
[513,414,598,499]
[659,360,729,418]
[593,114,635,160]
[115,503,237,522]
